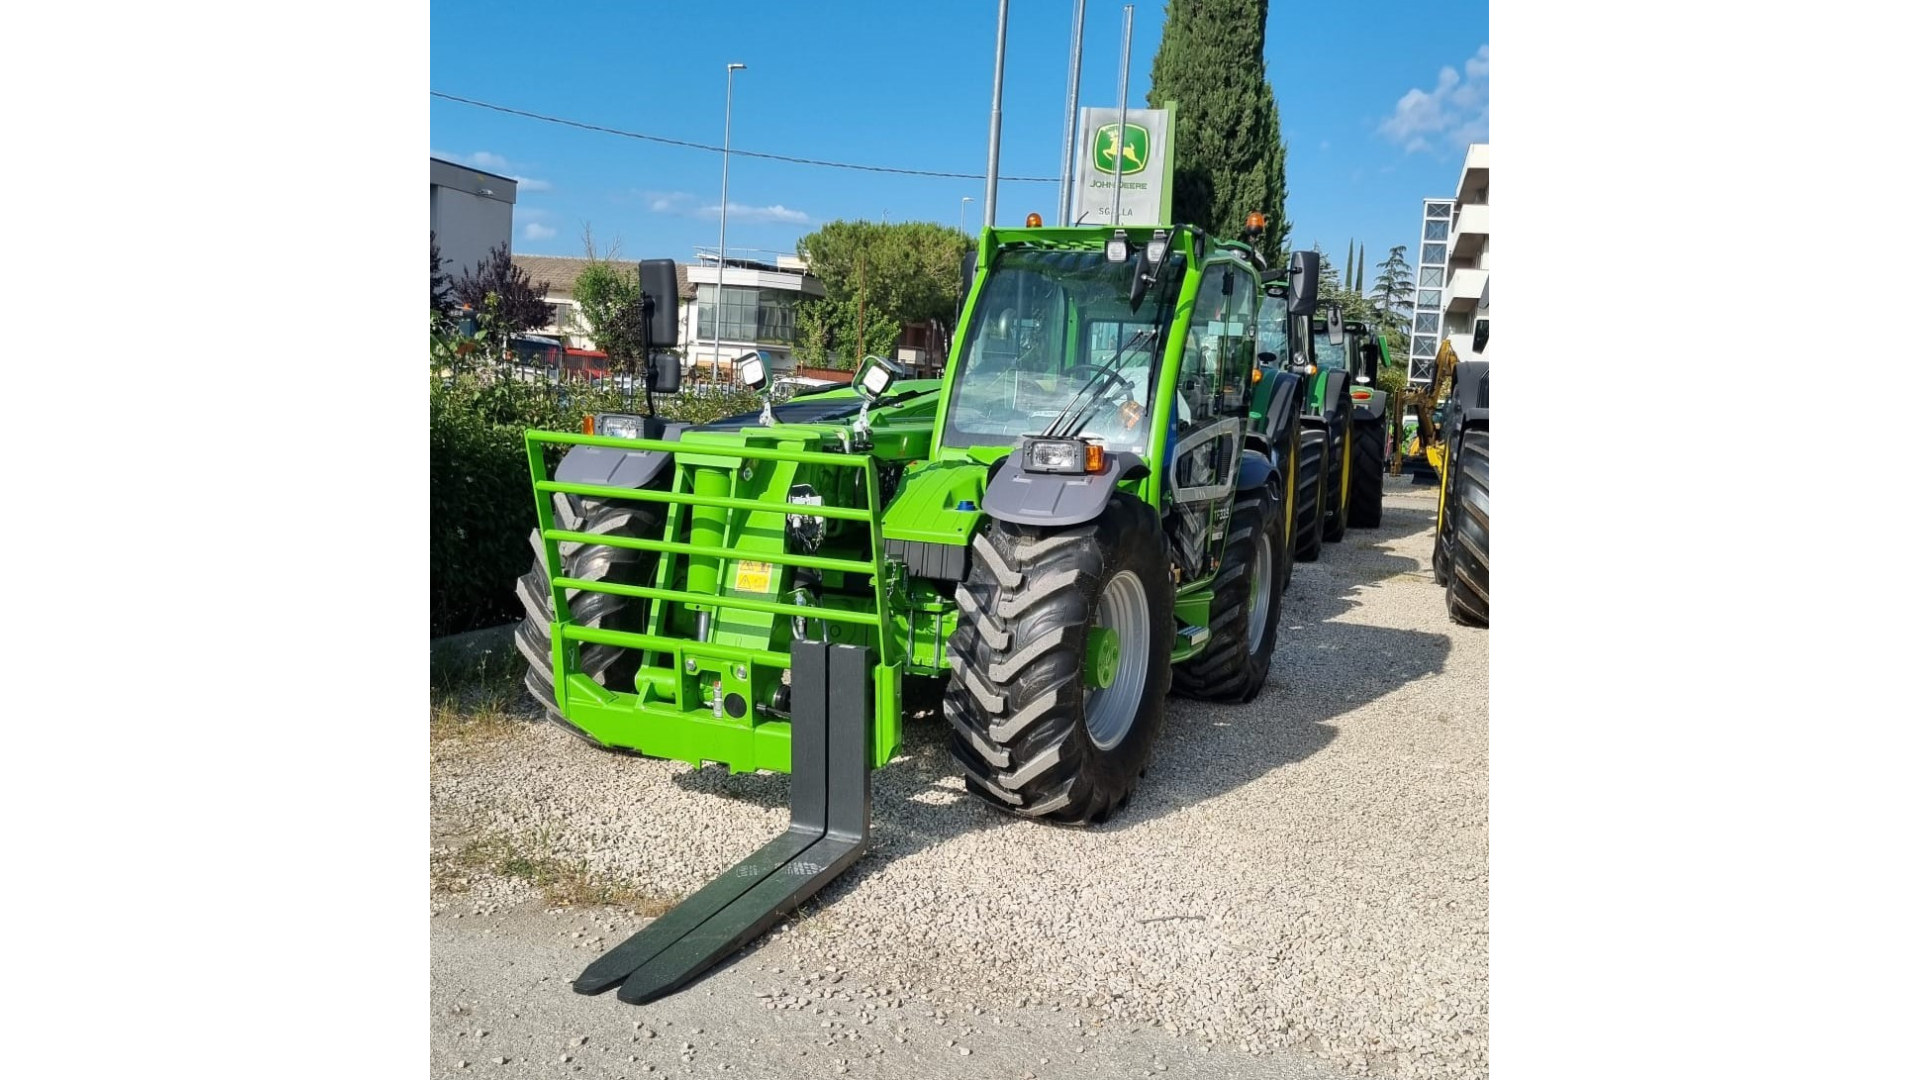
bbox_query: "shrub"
[430,365,764,637]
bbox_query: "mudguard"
[1321,371,1350,418]
[1253,369,1304,452]
[981,449,1148,527]
[553,417,692,490]
[1237,448,1275,492]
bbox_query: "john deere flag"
[1069,104,1176,227]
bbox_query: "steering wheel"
[1063,363,1112,380]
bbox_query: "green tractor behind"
[513,220,1323,1004]
[1430,315,1490,627]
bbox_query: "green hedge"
[430,370,763,638]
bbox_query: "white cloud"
[513,176,552,193]
[1379,44,1488,153]
[524,223,556,241]
[693,202,811,225]
[637,190,696,212]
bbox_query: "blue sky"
[430,0,1489,284]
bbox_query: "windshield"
[942,249,1184,454]
[1311,329,1348,371]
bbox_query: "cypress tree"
[1146,0,1289,262]
[1345,240,1354,291]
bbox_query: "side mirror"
[1128,246,1155,312]
[647,351,680,394]
[638,259,680,349]
[1324,317,1345,347]
[1287,251,1319,317]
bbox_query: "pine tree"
[1146,0,1289,261]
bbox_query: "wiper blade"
[1041,327,1154,440]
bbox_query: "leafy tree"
[572,260,649,376]
[1146,0,1289,261]
[795,220,970,331]
[792,295,901,372]
[1370,244,1415,337]
[431,232,456,330]
[453,242,555,355]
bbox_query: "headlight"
[1023,437,1105,474]
[738,354,768,390]
[598,414,644,440]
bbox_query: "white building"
[510,255,697,351]
[684,251,828,374]
[430,157,516,280]
[1441,143,1490,344]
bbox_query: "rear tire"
[1171,483,1285,703]
[1445,430,1489,627]
[943,494,1175,825]
[1294,427,1327,563]
[1349,416,1386,528]
[514,493,663,747]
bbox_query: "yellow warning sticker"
[731,560,774,594]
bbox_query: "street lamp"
[960,196,974,233]
[713,61,747,377]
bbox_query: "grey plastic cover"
[981,450,1144,527]
[554,421,692,490]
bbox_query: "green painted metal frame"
[522,429,898,769]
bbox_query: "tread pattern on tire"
[943,495,1173,825]
[1349,416,1386,529]
[514,493,663,746]
[1294,428,1326,563]
[1322,412,1349,544]
[1170,483,1285,703]
[1445,430,1489,627]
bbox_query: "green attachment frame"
[523,429,902,772]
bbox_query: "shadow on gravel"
[667,494,1451,852]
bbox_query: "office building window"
[1420,267,1443,287]
[1421,243,1446,265]
[697,285,798,345]
[1425,220,1449,241]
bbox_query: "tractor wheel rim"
[1085,570,1150,751]
[1248,531,1273,655]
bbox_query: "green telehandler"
[511,219,1321,1004]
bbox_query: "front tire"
[1171,483,1286,703]
[1323,406,1352,544]
[513,493,663,747]
[1294,426,1327,563]
[1349,415,1386,528]
[943,494,1175,825]
[1445,430,1489,627]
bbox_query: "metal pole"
[983,0,1009,229]
[1111,6,1133,226]
[1058,0,1087,224]
[715,62,746,378]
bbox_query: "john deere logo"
[1091,122,1150,175]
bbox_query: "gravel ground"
[432,473,1488,1079]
